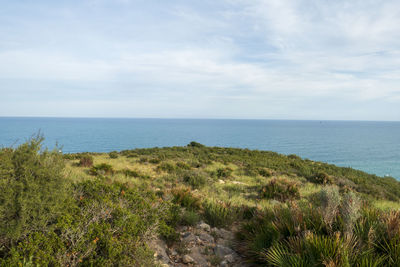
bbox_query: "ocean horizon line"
[1,116,399,123]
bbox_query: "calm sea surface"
[1,117,399,179]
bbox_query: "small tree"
[0,136,69,245]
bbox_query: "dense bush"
[172,187,202,211]
[187,141,205,148]
[202,201,238,227]
[260,178,300,201]
[176,161,191,170]
[108,151,119,159]
[78,154,94,167]
[182,170,207,189]
[258,168,272,177]
[0,137,69,245]
[216,167,233,178]
[237,186,400,266]
[308,171,334,184]
[149,158,161,164]
[180,210,201,226]
[156,162,175,173]
[121,168,141,177]
[0,139,168,266]
[89,163,114,176]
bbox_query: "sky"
[0,0,399,120]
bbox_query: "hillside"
[1,138,400,266]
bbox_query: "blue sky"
[1,0,399,120]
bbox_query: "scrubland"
[2,138,400,266]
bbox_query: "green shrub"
[240,164,259,176]
[176,161,191,170]
[139,157,149,163]
[108,151,119,159]
[89,163,114,176]
[258,168,272,177]
[158,204,180,243]
[288,154,301,160]
[123,169,140,177]
[318,185,341,228]
[308,171,334,184]
[0,137,70,245]
[180,210,201,226]
[78,154,94,167]
[340,191,361,233]
[157,162,175,173]
[216,167,233,178]
[183,170,207,189]
[188,141,205,148]
[203,201,237,227]
[260,178,300,201]
[149,158,161,164]
[172,187,202,211]
[237,192,400,266]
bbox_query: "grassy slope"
[3,140,400,266]
[65,145,400,211]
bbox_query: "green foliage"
[202,201,237,227]
[0,136,69,244]
[78,154,94,167]
[121,168,141,177]
[108,151,119,159]
[119,145,400,201]
[182,170,207,189]
[172,187,202,211]
[216,167,233,178]
[188,141,205,148]
[318,185,341,229]
[149,158,161,164]
[176,161,191,170]
[0,140,165,266]
[180,210,201,226]
[238,186,400,266]
[89,163,114,176]
[308,171,334,184]
[258,168,272,177]
[157,162,175,173]
[260,178,300,201]
[5,137,400,266]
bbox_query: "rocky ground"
[149,222,251,267]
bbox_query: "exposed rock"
[211,227,221,237]
[216,238,229,246]
[218,179,225,184]
[199,232,215,243]
[219,229,234,240]
[182,255,195,264]
[148,239,169,264]
[150,221,247,267]
[182,232,196,243]
[197,222,211,232]
[168,248,178,256]
[189,246,209,267]
[214,245,234,258]
[224,254,235,263]
[231,181,247,185]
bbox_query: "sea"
[0,117,399,179]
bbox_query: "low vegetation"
[1,136,400,266]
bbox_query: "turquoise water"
[0,117,399,179]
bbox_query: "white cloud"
[0,0,399,120]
